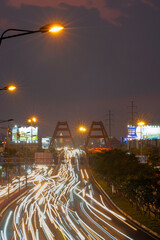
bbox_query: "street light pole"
[0,88,15,147]
[19,161,21,193]
[31,122,33,144]
[79,126,87,146]
[25,159,28,188]
[8,170,9,200]
[28,117,37,144]
[0,119,14,124]
[140,126,143,155]
[0,29,40,45]
[0,119,14,147]
[137,121,145,155]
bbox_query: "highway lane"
[0,148,159,240]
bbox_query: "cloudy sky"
[0,0,160,139]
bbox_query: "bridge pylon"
[85,121,112,149]
[50,121,75,148]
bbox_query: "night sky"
[0,0,160,139]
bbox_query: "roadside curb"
[91,173,160,240]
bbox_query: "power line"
[105,110,114,139]
[127,100,137,126]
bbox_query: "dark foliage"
[91,150,160,218]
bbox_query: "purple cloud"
[0,17,16,29]
[6,0,128,25]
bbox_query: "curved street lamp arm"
[0,24,64,46]
[0,28,40,45]
[0,119,14,124]
[0,126,8,129]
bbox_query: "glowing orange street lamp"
[0,84,16,91]
[49,26,64,33]
[137,121,145,127]
[79,126,87,133]
[32,117,37,123]
[0,24,65,45]
[28,117,37,125]
[40,24,64,33]
[8,85,16,91]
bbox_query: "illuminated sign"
[12,125,38,143]
[142,126,160,140]
[127,125,160,140]
[127,126,137,139]
[42,138,51,149]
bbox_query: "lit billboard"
[42,138,51,149]
[127,126,137,139]
[127,125,160,140]
[12,125,38,143]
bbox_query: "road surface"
[0,149,159,240]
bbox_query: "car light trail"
[84,169,89,179]
[86,203,134,240]
[2,210,13,240]
[80,202,118,240]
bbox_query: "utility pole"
[128,100,137,126]
[25,158,28,188]
[7,167,9,200]
[105,110,113,140]
[19,161,20,193]
[127,100,138,150]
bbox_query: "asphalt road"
[0,149,159,240]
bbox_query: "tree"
[91,149,160,216]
